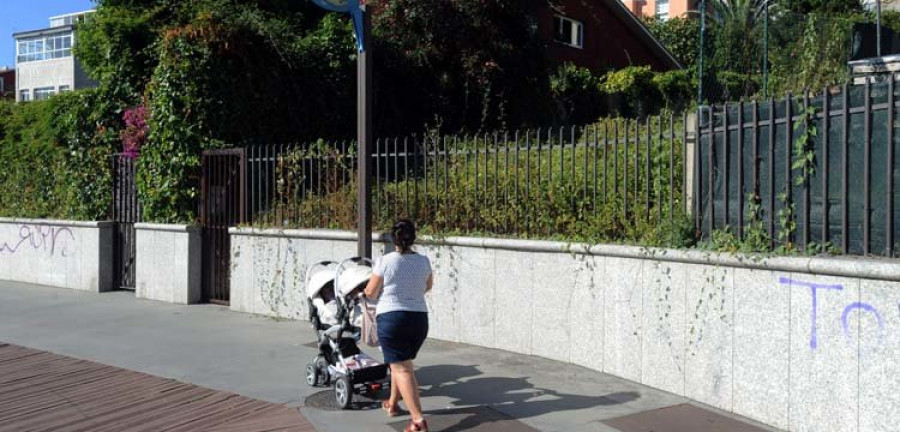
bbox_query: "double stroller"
[305,258,389,408]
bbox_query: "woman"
[365,219,432,432]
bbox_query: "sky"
[0,0,96,68]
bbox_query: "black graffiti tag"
[0,225,76,257]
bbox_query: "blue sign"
[311,0,366,52]
[311,0,350,12]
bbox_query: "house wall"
[621,0,644,16]
[0,218,114,292]
[863,0,900,12]
[541,0,671,71]
[15,57,74,101]
[0,70,14,98]
[230,228,900,432]
[622,0,693,19]
[668,0,693,18]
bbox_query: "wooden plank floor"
[0,343,315,432]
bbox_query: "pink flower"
[120,105,149,159]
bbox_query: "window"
[50,14,85,27]
[34,87,56,101]
[20,90,31,102]
[59,85,71,93]
[16,34,73,63]
[0,77,4,94]
[554,16,584,49]
[655,0,670,20]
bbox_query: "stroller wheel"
[316,356,330,386]
[334,376,353,409]
[305,363,320,387]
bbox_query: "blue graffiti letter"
[842,302,884,355]
[779,277,843,350]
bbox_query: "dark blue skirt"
[377,311,429,364]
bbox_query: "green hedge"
[0,90,118,221]
[550,64,696,122]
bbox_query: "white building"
[13,10,96,102]
[863,0,900,12]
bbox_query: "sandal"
[404,419,428,432]
[382,400,400,417]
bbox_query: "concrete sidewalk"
[0,281,778,432]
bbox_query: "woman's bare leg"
[390,360,423,422]
[388,368,401,408]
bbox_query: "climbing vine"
[777,192,797,253]
[792,104,818,186]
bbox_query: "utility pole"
[357,6,373,259]
[311,0,373,258]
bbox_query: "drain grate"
[387,406,539,432]
[602,403,773,432]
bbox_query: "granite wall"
[229,228,900,431]
[0,218,114,292]
[135,224,202,304]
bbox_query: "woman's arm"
[364,274,384,300]
[425,274,433,293]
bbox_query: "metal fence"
[244,115,692,241]
[200,149,246,304]
[228,79,900,257]
[111,154,140,290]
[697,78,900,257]
[246,140,359,229]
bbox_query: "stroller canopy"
[337,265,372,297]
[307,269,336,299]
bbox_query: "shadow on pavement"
[416,364,640,429]
[388,405,540,432]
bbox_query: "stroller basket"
[336,337,361,358]
[349,364,389,385]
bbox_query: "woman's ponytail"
[392,219,417,253]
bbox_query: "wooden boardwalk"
[0,343,315,432]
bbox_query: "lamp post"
[311,0,373,259]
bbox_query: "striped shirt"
[373,252,431,315]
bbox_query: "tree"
[643,17,701,69]
[370,0,551,133]
[777,0,863,14]
[708,0,768,72]
[550,63,604,124]
[75,0,567,221]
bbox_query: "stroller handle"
[334,257,374,307]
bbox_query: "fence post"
[737,102,744,239]
[822,88,830,248]
[684,111,698,219]
[888,76,896,257]
[864,80,872,255]
[723,103,730,231]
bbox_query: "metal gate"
[201,149,246,304]
[112,154,141,290]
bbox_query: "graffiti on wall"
[779,277,888,355]
[0,225,75,257]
